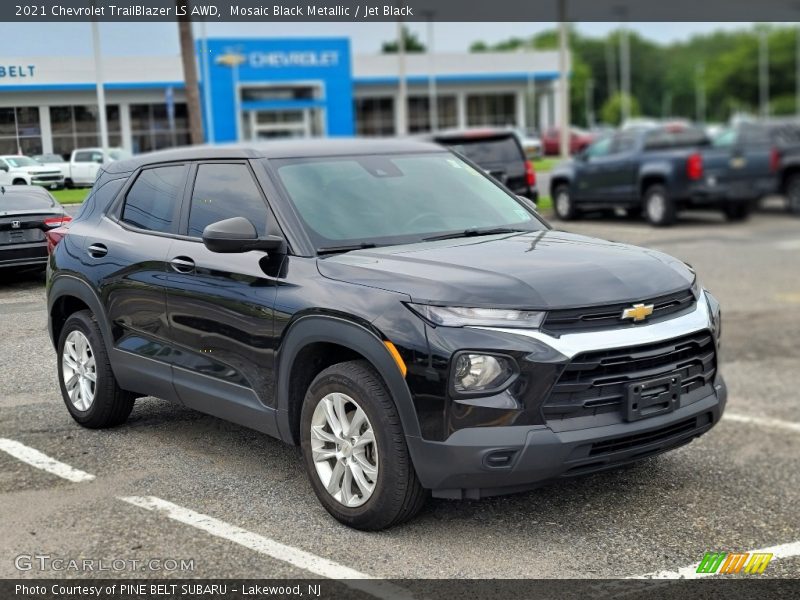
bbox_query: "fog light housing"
[452,353,515,393]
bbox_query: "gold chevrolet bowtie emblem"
[215,52,247,68]
[621,303,654,322]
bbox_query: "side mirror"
[202,217,283,254]
[517,195,539,212]
[0,165,7,172]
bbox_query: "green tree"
[382,26,426,53]
[600,92,641,126]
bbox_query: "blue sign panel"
[202,38,354,142]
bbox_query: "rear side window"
[187,163,268,238]
[121,165,185,233]
[74,151,100,162]
[644,128,709,150]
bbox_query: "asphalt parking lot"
[1,204,799,582]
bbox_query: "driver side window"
[187,163,270,238]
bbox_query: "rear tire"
[643,184,676,227]
[57,310,135,429]
[786,174,800,215]
[300,360,426,530]
[723,202,751,222]
[553,184,579,220]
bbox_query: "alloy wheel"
[647,193,666,223]
[62,330,97,412]
[310,392,378,508]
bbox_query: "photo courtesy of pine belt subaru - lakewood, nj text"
[46,139,725,530]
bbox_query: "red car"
[542,127,595,156]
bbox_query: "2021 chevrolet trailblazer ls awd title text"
[46,139,725,529]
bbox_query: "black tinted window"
[187,163,268,238]
[644,128,709,150]
[441,136,523,167]
[121,165,185,233]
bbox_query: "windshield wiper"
[317,242,377,256]
[423,227,530,242]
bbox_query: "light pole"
[695,63,706,124]
[557,1,570,158]
[91,19,109,156]
[759,29,770,119]
[618,15,631,124]
[421,11,437,132]
[396,19,408,136]
[200,20,215,144]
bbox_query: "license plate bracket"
[624,375,681,422]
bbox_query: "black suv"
[47,140,725,530]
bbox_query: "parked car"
[33,153,71,181]
[0,155,64,190]
[709,119,800,215]
[549,125,752,226]
[427,128,538,201]
[66,147,132,188]
[542,127,595,156]
[0,185,71,271]
[47,139,725,529]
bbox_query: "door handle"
[87,243,107,258]
[170,256,195,273]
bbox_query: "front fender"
[274,315,422,444]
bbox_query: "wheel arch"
[274,315,421,446]
[48,275,113,352]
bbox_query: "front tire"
[643,184,676,227]
[553,184,579,220]
[57,310,135,428]
[300,360,425,530]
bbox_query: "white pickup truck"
[0,155,65,189]
[35,147,131,188]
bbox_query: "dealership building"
[0,37,566,157]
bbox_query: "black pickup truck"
[550,126,752,226]
[707,119,800,215]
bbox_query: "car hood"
[19,165,61,174]
[316,230,694,309]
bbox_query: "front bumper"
[406,291,725,498]
[408,376,725,498]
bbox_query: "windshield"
[272,152,543,250]
[4,156,39,168]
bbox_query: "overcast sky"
[0,22,759,56]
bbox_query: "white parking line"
[120,496,416,600]
[724,413,800,434]
[0,438,95,482]
[634,540,800,579]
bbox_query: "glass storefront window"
[354,97,395,137]
[130,102,190,154]
[49,105,121,158]
[407,96,457,133]
[0,107,42,155]
[466,93,517,127]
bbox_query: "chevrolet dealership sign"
[0,65,35,78]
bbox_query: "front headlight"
[452,353,516,393]
[407,303,545,329]
[705,290,722,343]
